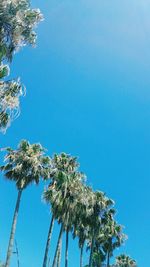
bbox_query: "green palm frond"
[0,140,52,190]
[115,254,137,267]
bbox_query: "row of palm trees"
[0,140,137,267]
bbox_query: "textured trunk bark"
[80,244,84,267]
[42,215,55,267]
[5,190,22,267]
[52,224,64,267]
[56,236,62,267]
[65,229,69,267]
[15,240,20,267]
[89,236,94,267]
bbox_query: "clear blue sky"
[0,0,149,266]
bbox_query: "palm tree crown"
[115,254,137,267]
[1,139,51,189]
[1,140,51,267]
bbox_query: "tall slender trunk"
[106,251,110,267]
[15,240,20,267]
[89,236,94,267]
[52,224,64,267]
[65,229,69,267]
[5,189,22,267]
[80,244,84,267]
[42,215,55,267]
[57,236,62,267]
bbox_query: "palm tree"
[51,171,85,267]
[0,140,51,267]
[86,202,126,267]
[43,172,65,267]
[52,224,64,267]
[75,223,87,267]
[42,180,62,267]
[64,176,85,267]
[101,219,126,267]
[42,214,55,267]
[56,236,62,267]
[54,156,85,267]
[83,194,128,267]
[86,191,121,267]
[88,191,109,267]
[0,0,43,132]
[65,226,69,267]
[43,152,84,267]
[72,186,93,267]
[115,254,137,267]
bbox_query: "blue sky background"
[0,0,150,266]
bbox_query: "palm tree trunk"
[106,251,110,267]
[80,244,84,267]
[52,224,64,267]
[57,236,62,267]
[42,215,55,267]
[5,189,22,267]
[65,229,69,267]
[15,240,20,267]
[89,236,94,267]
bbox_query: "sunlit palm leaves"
[0,0,43,132]
[1,140,51,267]
[1,140,51,189]
[0,145,137,266]
[43,153,135,267]
[0,75,25,133]
[115,254,137,267]
[0,0,43,60]
[43,153,85,267]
